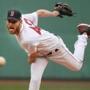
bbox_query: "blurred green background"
[0,0,90,80]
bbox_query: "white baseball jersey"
[16,12,64,56]
[15,11,88,72]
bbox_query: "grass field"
[0,80,90,90]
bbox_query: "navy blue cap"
[7,10,21,20]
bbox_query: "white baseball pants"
[29,34,88,90]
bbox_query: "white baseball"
[0,56,6,66]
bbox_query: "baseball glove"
[54,2,74,18]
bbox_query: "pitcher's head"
[6,10,22,35]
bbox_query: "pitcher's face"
[6,19,21,34]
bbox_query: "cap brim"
[7,17,20,21]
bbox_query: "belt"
[47,49,59,56]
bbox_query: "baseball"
[0,56,6,66]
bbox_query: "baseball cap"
[7,10,21,21]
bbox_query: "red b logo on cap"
[10,11,15,16]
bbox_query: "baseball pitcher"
[6,2,90,90]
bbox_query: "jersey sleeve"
[20,38,40,54]
[22,12,38,26]
[22,32,40,54]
